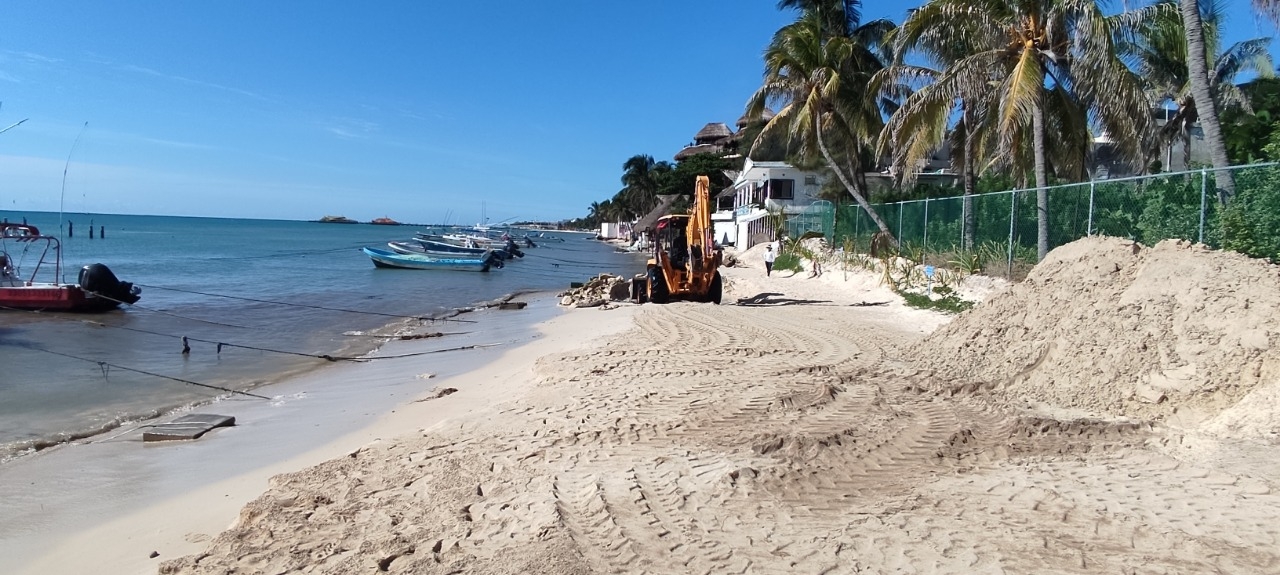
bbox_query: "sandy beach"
[8,236,1280,574]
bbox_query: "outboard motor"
[524,237,537,248]
[504,239,525,258]
[481,251,504,272]
[79,263,142,305]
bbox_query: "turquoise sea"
[0,210,637,461]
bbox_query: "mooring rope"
[132,283,477,324]
[34,347,272,400]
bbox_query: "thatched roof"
[694,122,733,144]
[635,195,680,232]
[674,143,722,161]
[736,108,775,128]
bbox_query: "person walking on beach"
[764,242,776,276]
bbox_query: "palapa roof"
[694,122,733,144]
[634,195,681,231]
[736,108,775,128]
[674,143,722,161]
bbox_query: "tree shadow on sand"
[734,292,831,306]
[734,293,893,307]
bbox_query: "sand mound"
[908,236,1280,438]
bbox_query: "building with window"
[712,159,829,248]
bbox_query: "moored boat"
[0,223,141,312]
[361,247,502,272]
[387,241,514,260]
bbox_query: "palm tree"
[876,8,1000,250]
[885,0,1150,260]
[1180,0,1236,198]
[620,155,671,216]
[1128,0,1273,172]
[746,4,897,239]
[1255,0,1280,22]
[587,201,603,227]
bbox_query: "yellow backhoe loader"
[636,175,723,304]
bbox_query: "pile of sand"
[907,236,1280,439]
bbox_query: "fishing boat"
[361,246,502,272]
[386,241,515,260]
[0,223,141,312]
[413,237,524,259]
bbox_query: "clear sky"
[1,1,1273,224]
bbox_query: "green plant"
[773,252,806,273]
[949,251,984,275]
[899,290,974,314]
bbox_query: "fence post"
[923,198,929,251]
[1087,180,1095,236]
[1008,190,1016,277]
[897,202,904,244]
[1199,169,1208,244]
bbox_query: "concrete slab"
[142,414,236,442]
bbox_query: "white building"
[715,159,829,249]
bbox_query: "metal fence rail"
[806,162,1280,276]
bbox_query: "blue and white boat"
[361,247,501,272]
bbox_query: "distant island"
[317,215,357,224]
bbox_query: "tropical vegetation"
[575,0,1279,265]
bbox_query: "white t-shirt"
[764,244,776,263]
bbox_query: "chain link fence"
[811,162,1280,278]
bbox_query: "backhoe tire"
[708,271,722,304]
[648,268,669,304]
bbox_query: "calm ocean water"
[0,210,638,461]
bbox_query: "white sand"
[9,237,1280,574]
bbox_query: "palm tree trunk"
[961,105,976,251]
[1184,129,1192,171]
[1181,0,1236,200]
[1033,101,1050,261]
[815,121,896,243]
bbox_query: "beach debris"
[414,387,458,403]
[150,551,159,559]
[142,413,235,442]
[398,332,444,340]
[416,372,437,380]
[498,301,527,310]
[557,273,631,308]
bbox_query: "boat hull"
[0,284,126,312]
[362,247,496,272]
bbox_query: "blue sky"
[1,1,1273,224]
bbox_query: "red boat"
[0,223,141,312]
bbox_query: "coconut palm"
[746,6,897,239]
[883,0,1151,261]
[1255,0,1280,23]
[876,8,1002,250]
[1128,0,1273,172]
[1180,0,1236,198]
[620,154,672,216]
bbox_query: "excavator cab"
[639,176,723,304]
